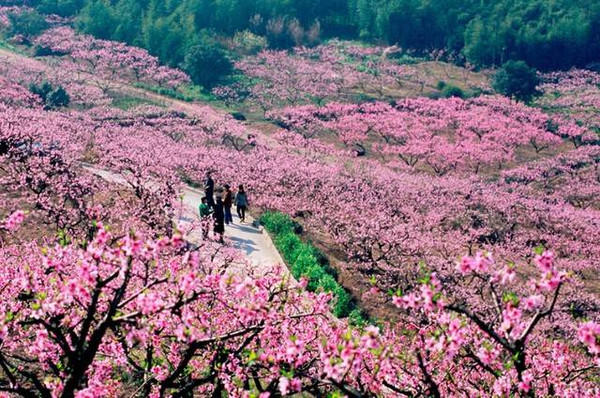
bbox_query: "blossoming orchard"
[0,4,599,397]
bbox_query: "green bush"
[181,40,233,89]
[440,84,465,98]
[46,86,70,108]
[34,45,68,57]
[297,262,325,292]
[29,81,53,101]
[317,274,353,317]
[313,248,337,278]
[348,309,369,327]
[36,0,85,17]
[333,288,353,318]
[231,112,246,121]
[492,60,540,102]
[426,91,441,100]
[288,244,313,274]
[274,233,303,263]
[261,211,295,235]
[230,30,267,55]
[317,273,337,294]
[131,83,209,103]
[6,9,49,38]
[29,81,70,109]
[261,211,364,320]
[392,54,425,65]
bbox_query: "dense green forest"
[24,0,600,72]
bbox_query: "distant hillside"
[21,0,600,71]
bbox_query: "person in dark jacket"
[235,184,248,222]
[204,171,215,209]
[213,195,225,243]
[223,184,233,225]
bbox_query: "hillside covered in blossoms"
[0,2,599,397]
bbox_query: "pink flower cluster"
[457,251,494,274]
[393,272,442,312]
[269,95,564,174]
[34,27,190,90]
[578,321,600,356]
[1,210,24,232]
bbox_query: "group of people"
[198,171,249,243]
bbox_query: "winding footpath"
[178,184,286,272]
[83,165,286,276]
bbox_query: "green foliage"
[317,274,352,317]
[230,30,268,55]
[366,0,600,70]
[34,45,67,57]
[463,16,497,67]
[132,83,210,103]
[5,9,49,38]
[76,0,116,40]
[440,84,465,99]
[348,308,369,327]
[492,60,540,102]
[46,86,70,108]
[231,112,247,121]
[109,94,163,110]
[261,211,295,236]
[32,0,600,71]
[181,40,233,88]
[274,233,303,263]
[261,211,361,319]
[141,9,191,67]
[35,0,87,17]
[29,81,71,109]
[29,81,53,101]
[393,54,425,65]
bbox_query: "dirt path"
[84,166,286,276]
[178,184,286,272]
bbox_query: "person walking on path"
[235,184,248,223]
[213,195,225,243]
[223,184,233,225]
[198,196,212,240]
[204,171,215,209]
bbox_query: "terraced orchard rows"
[0,16,599,397]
